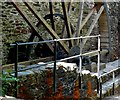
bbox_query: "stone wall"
[108,2,119,60]
[1,2,31,64]
[117,1,120,58]
[0,2,2,66]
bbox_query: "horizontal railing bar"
[57,50,99,62]
[56,35,100,41]
[10,39,55,46]
[13,50,99,72]
[10,35,100,46]
[99,67,120,78]
[57,55,80,62]
[102,76,120,88]
[81,50,99,56]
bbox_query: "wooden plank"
[11,0,54,53]
[61,1,72,38]
[75,1,84,45]
[49,1,55,31]
[82,5,104,49]
[62,2,73,47]
[24,1,69,54]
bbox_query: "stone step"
[91,62,106,72]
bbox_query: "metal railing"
[10,35,101,98]
[98,66,120,99]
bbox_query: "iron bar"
[79,38,83,89]
[97,35,100,98]
[112,72,115,95]
[10,35,100,46]
[53,39,57,92]
[99,67,120,78]
[97,35,101,78]
[97,78,99,95]
[100,78,102,100]
[14,42,18,98]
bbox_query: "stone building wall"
[1,2,119,65]
[117,2,120,58]
[108,2,119,60]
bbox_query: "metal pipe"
[100,78,102,100]
[97,35,101,98]
[79,38,83,89]
[97,35,101,78]
[99,67,120,78]
[53,39,57,92]
[10,35,100,46]
[97,78,99,95]
[112,72,115,95]
[14,42,18,98]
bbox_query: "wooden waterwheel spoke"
[75,0,84,45]
[61,1,72,39]
[73,6,96,38]
[81,5,104,49]
[23,1,69,54]
[49,1,55,31]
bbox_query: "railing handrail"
[99,66,120,78]
[10,34,101,97]
[10,35,100,46]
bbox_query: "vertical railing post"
[112,72,115,95]
[53,39,57,93]
[97,78,99,96]
[97,35,101,98]
[100,78,102,100]
[97,35,100,79]
[79,37,82,89]
[14,42,18,98]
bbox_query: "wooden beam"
[75,1,84,45]
[82,5,104,49]
[23,1,69,54]
[2,56,54,70]
[61,1,72,38]
[62,2,74,48]
[73,7,96,38]
[11,0,54,53]
[49,1,55,31]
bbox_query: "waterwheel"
[11,1,111,62]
